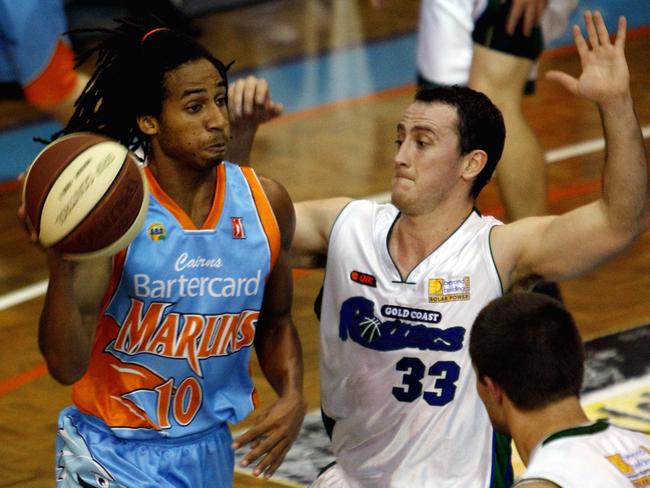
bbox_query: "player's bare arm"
[492,11,648,290]
[291,197,352,268]
[233,176,306,479]
[226,76,283,165]
[17,172,112,384]
[38,255,111,384]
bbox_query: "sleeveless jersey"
[319,200,508,487]
[72,161,280,440]
[517,421,650,487]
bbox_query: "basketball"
[22,132,149,260]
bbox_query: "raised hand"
[228,75,283,127]
[226,75,283,165]
[545,11,630,107]
[506,0,548,36]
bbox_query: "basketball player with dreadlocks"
[20,17,305,487]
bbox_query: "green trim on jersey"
[487,224,504,295]
[491,431,514,488]
[542,420,610,447]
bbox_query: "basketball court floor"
[0,1,649,486]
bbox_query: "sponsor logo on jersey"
[428,276,470,303]
[148,222,167,241]
[112,298,257,376]
[133,269,261,299]
[175,252,223,271]
[231,217,245,239]
[381,304,442,323]
[339,296,465,351]
[606,447,650,484]
[350,270,377,287]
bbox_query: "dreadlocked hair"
[54,16,231,158]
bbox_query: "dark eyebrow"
[180,80,227,99]
[413,125,436,135]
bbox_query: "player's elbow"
[39,343,89,385]
[44,357,89,385]
[604,200,647,242]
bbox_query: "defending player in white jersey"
[291,11,648,487]
[470,292,650,488]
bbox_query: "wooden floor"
[0,1,649,486]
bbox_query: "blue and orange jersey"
[0,0,78,106]
[73,161,280,440]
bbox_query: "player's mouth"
[205,143,227,156]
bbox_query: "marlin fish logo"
[56,415,126,488]
[339,296,465,351]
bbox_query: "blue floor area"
[1,0,647,182]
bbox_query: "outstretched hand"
[545,11,630,106]
[232,391,305,479]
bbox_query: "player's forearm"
[39,264,94,384]
[226,126,256,166]
[599,95,648,235]
[256,318,304,399]
[39,257,108,384]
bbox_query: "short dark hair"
[57,17,231,158]
[414,86,505,198]
[469,292,584,410]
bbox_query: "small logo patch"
[147,223,167,241]
[350,270,377,287]
[231,217,245,239]
[428,276,470,303]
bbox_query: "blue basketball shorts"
[55,406,234,488]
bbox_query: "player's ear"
[483,375,504,405]
[137,115,159,136]
[461,149,487,181]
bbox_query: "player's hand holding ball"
[20,133,148,260]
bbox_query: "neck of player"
[509,396,591,465]
[389,199,474,279]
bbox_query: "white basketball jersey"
[319,201,506,487]
[517,421,650,487]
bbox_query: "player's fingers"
[228,80,245,119]
[240,433,277,468]
[523,3,536,37]
[584,10,599,49]
[267,101,284,119]
[545,70,578,95]
[593,11,611,47]
[536,0,546,28]
[571,24,589,58]
[232,425,265,449]
[242,76,260,115]
[254,79,270,106]
[256,444,291,479]
[506,1,524,35]
[614,15,626,49]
